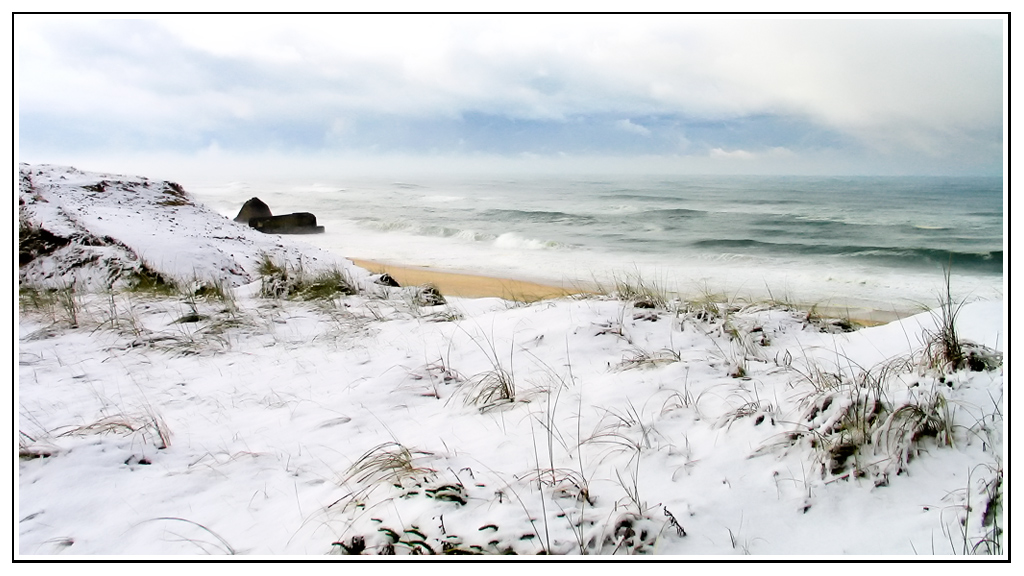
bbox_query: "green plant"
[295,268,356,300]
[19,286,58,321]
[257,253,356,300]
[257,253,290,298]
[257,252,285,278]
[127,261,178,296]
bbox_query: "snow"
[18,164,375,293]
[16,164,1006,558]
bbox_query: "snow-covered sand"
[17,164,1005,557]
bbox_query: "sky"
[15,14,1006,179]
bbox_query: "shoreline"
[348,258,587,302]
[348,257,902,325]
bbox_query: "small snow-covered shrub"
[766,346,975,485]
[257,253,356,300]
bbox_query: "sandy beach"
[349,258,588,302]
[350,258,900,325]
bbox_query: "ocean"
[190,175,1004,314]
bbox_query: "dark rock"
[249,212,325,234]
[374,273,401,287]
[234,197,272,223]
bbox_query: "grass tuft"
[127,265,179,296]
[344,442,436,485]
[55,283,80,328]
[257,253,356,300]
[613,270,669,309]
[925,266,967,371]
[463,368,516,410]
[616,347,680,371]
[456,327,517,411]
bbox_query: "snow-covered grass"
[17,164,1005,557]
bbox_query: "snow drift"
[17,164,1005,557]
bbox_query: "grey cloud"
[16,15,1004,175]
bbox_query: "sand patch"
[349,258,584,302]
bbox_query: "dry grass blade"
[875,391,954,461]
[616,347,680,371]
[146,409,172,450]
[612,269,669,309]
[257,253,356,300]
[463,369,516,410]
[344,442,435,485]
[136,517,236,555]
[55,410,172,450]
[57,416,138,437]
[920,265,971,372]
[455,325,517,411]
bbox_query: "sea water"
[190,175,1004,315]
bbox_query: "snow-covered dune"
[17,164,1005,557]
[18,163,373,292]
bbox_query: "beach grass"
[18,250,1004,555]
[257,253,357,300]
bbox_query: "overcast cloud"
[16,15,1005,177]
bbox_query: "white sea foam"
[454,229,484,242]
[493,232,556,250]
[190,175,1003,314]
